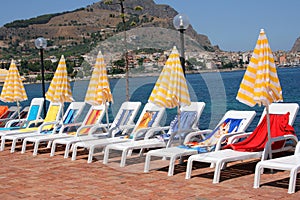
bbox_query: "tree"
[104,0,142,101]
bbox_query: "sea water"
[1,67,300,137]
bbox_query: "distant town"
[0,48,299,83]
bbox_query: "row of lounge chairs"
[0,100,299,194]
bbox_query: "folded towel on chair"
[223,112,295,152]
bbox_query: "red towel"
[223,112,295,152]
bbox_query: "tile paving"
[0,142,299,199]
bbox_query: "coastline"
[1,66,297,85]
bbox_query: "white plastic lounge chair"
[24,103,107,157]
[144,110,256,176]
[0,101,62,152]
[70,102,166,163]
[25,102,141,156]
[103,102,206,167]
[0,98,44,132]
[21,102,86,155]
[254,140,300,194]
[185,103,299,184]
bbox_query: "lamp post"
[173,13,190,75]
[34,37,47,118]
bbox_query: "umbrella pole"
[266,105,272,160]
[17,100,21,122]
[177,105,183,157]
[105,102,110,130]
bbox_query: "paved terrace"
[0,142,299,200]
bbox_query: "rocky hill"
[0,0,216,59]
[291,37,300,52]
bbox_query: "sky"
[0,0,300,51]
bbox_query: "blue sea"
[1,67,300,137]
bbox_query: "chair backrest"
[132,102,165,133]
[82,104,105,126]
[110,101,142,129]
[180,102,206,130]
[41,102,62,130]
[183,110,256,150]
[217,110,257,132]
[62,102,86,125]
[26,98,44,121]
[75,104,106,135]
[259,103,299,126]
[18,106,29,119]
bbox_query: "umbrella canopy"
[45,55,74,104]
[85,51,113,128]
[85,51,113,105]
[236,29,283,159]
[148,46,191,109]
[0,59,28,119]
[236,29,282,107]
[0,59,27,102]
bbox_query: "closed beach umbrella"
[85,50,113,127]
[149,46,191,108]
[236,29,282,158]
[0,59,28,120]
[45,55,74,115]
[149,46,191,127]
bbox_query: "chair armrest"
[4,119,26,128]
[37,121,59,133]
[144,126,171,139]
[27,119,44,128]
[58,122,83,134]
[214,131,251,151]
[166,128,199,147]
[263,134,299,161]
[130,127,159,140]
[183,129,213,144]
[109,124,136,137]
[75,124,99,136]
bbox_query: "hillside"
[291,37,300,52]
[0,0,216,59]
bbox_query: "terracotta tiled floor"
[0,142,299,200]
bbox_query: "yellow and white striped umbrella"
[85,51,113,105]
[0,59,27,103]
[149,46,191,108]
[236,29,282,159]
[236,29,282,107]
[45,55,74,103]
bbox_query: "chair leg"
[253,163,263,189]
[10,138,18,153]
[103,147,110,164]
[185,156,194,179]
[120,149,128,167]
[288,168,299,194]
[21,139,27,154]
[87,146,95,163]
[144,153,152,173]
[64,143,72,158]
[168,156,176,176]
[0,136,6,151]
[213,161,223,184]
[33,141,40,156]
[47,141,52,148]
[50,141,57,157]
[71,144,78,161]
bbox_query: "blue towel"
[160,111,197,140]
